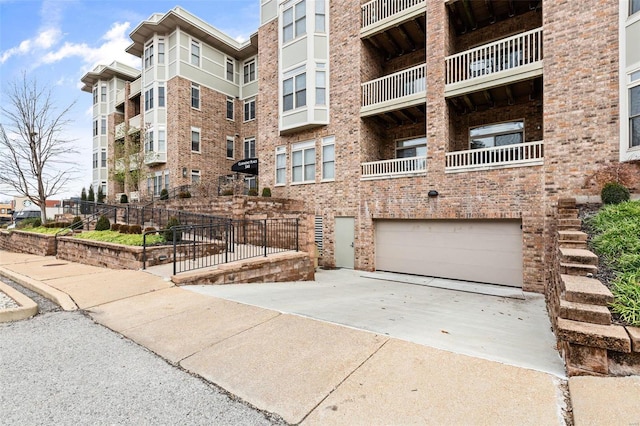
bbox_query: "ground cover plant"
[14,226,62,235]
[74,230,164,246]
[587,200,640,325]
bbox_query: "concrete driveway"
[184,268,565,377]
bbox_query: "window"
[92,87,98,105]
[226,96,234,120]
[322,136,335,180]
[315,0,325,33]
[157,129,166,152]
[164,172,169,190]
[144,42,154,68]
[226,58,234,82]
[144,88,154,111]
[283,72,306,112]
[100,117,107,135]
[145,130,154,152]
[292,141,315,183]
[92,152,98,168]
[283,0,306,43]
[244,137,256,158]
[191,128,201,152]
[243,60,256,83]
[191,83,200,109]
[469,121,524,149]
[396,137,427,158]
[244,98,256,121]
[191,40,200,66]
[316,70,326,106]
[101,150,107,168]
[93,120,98,137]
[191,170,201,184]
[226,136,235,159]
[158,85,165,108]
[101,85,107,103]
[630,72,640,148]
[276,146,286,185]
[631,0,640,15]
[158,39,165,64]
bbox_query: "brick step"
[559,247,598,265]
[557,318,630,353]
[559,299,612,325]
[558,218,582,230]
[558,230,588,242]
[559,240,588,249]
[560,262,598,276]
[561,274,614,306]
[558,198,577,209]
[558,208,580,218]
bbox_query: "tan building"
[82,1,639,293]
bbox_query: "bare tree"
[0,74,78,223]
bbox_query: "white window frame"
[157,38,165,64]
[191,39,200,67]
[321,136,335,181]
[243,59,256,83]
[191,127,201,153]
[101,84,107,103]
[628,70,640,149]
[101,150,107,168]
[93,152,98,168]
[157,129,166,153]
[144,42,154,68]
[93,120,98,137]
[226,96,234,120]
[291,140,315,184]
[315,67,326,106]
[315,0,326,33]
[226,136,235,159]
[145,129,154,153]
[282,0,306,44]
[191,83,200,109]
[226,57,235,82]
[144,87,154,111]
[191,169,201,184]
[469,121,524,149]
[100,117,107,135]
[283,70,306,112]
[158,84,165,108]
[244,137,256,159]
[244,98,256,122]
[275,145,286,186]
[92,86,98,105]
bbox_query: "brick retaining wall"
[0,230,57,256]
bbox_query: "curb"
[0,280,38,323]
[0,266,78,311]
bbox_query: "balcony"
[115,122,125,139]
[115,154,140,172]
[129,78,141,98]
[361,64,426,117]
[144,151,167,166]
[115,89,125,106]
[361,156,426,180]
[361,0,426,37]
[445,141,544,173]
[445,28,543,98]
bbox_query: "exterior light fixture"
[428,190,439,197]
[182,167,187,178]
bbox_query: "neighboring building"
[81,7,259,200]
[0,203,12,223]
[83,2,638,293]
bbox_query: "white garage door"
[375,220,523,287]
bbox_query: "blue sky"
[0,0,259,201]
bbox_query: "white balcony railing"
[361,156,426,179]
[129,114,141,130]
[362,64,426,108]
[445,27,543,85]
[115,89,125,105]
[445,141,544,172]
[361,0,425,29]
[144,151,167,165]
[129,78,142,97]
[115,154,140,172]
[115,122,125,139]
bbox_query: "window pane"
[630,86,640,116]
[276,153,286,168]
[277,168,286,184]
[158,130,166,151]
[315,14,325,33]
[631,117,640,147]
[471,121,524,138]
[292,166,302,182]
[158,87,165,107]
[495,133,523,146]
[304,147,315,165]
[632,0,640,15]
[283,94,293,111]
[296,89,306,108]
[227,139,234,158]
[471,136,493,149]
[283,25,293,42]
[295,16,306,37]
[295,73,306,88]
[283,78,293,95]
[323,144,335,162]
[283,7,293,25]
[292,150,302,167]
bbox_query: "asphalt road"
[0,309,284,425]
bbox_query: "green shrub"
[118,224,130,234]
[120,193,128,204]
[17,217,41,229]
[178,191,191,199]
[129,225,142,234]
[95,215,111,231]
[248,188,258,196]
[164,216,181,242]
[610,272,640,326]
[601,182,630,205]
[160,188,169,200]
[144,227,157,233]
[261,187,272,197]
[111,223,120,231]
[71,216,83,230]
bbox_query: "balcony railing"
[115,122,125,139]
[115,154,140,172]
[129,78,142,97]
[361,0,425,30]
[361,156,426,179]
[445,141,544,172]
[445,27,543,85]
[129,114,141,130]
[145,151,167,165]
[362,64,426,109]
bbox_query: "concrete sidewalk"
[1,250,639,425]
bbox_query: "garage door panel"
[375,220,523,287]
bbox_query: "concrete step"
[557,318,630,353]
[559,299,612,325]
[559,248,598,266]
[561,274,614,306]
[560,262,598,276]
[558,218,582,230]
[558,230,588,241]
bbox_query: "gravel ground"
[0,276,60,313]
[0,310,284,425]
[0,289,19,309]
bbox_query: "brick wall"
[0,231,56,257]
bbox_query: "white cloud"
[0,28,62,64]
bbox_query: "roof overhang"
[80,63,140,93]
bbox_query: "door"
[335,217,355,269]
[375,219,523,287]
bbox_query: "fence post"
[192,225,196,262]
[263,219,268,257]
[296,218,299,252]
[225,222,229,264]
[173,227,177,276]
[142,233,147,270]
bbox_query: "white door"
[335,217,355,269]
[375,219,523,287]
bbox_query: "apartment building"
[81,7,260,199]
[82,1,637,293]
[255,0,638,293]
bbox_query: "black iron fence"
[167,218,299,275]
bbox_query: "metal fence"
[168,218,299,275]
